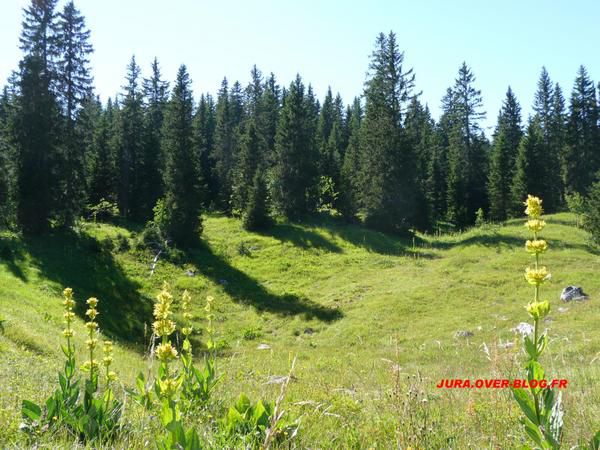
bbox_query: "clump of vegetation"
[21,289,122,444]
[565,191,585,228]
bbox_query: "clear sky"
[1,0,599,132]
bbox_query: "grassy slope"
[1,212,599,448]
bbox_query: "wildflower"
[182,326,192,336]
[153,319,176,337]
[525,219,546,233]
[62,329,74,338]
[62,297,75,309]
[103,355,113,366]
[525,267,551,286]
[86,297,99,308]
[526,300,551,320]
[86,338,99,350]
[106,371,118,382]
[103,340,113,352]
[63,287,73,300]
[85,321,98,331]
[159,377,180,397]
[64,311,75,321]
[85,308,99,320]
[525,239,548,255]
[81,360,99,372]
[153,302,172,321]
[156,342,178,361]
[524,195,543,218]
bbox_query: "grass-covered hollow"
[1,212,599,448]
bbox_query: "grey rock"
[560,286,588,302]
[454,330,474,338]
[185,269,196,277]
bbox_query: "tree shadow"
[257,223,343,253]
[187,242,343,322]
[21,231,152,347]
[0,235,28,281]
[324,220,438,258]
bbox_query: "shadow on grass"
[0,235,28,281]
[19,230,152,346]
[258,222,343,253]
[187,242,343,322]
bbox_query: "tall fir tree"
[511,117,545,213]
[565,65,599,194]
[339,97,362,219]
[442,62,487,227]
[141,57,169,217]
[193,94,217,207]
[532,67,562,211]
[161,65,202,246]
[212,78,235,211]
[357,32,418,233]
[117,56,145,219]
[54,1,94,225]
[88,102,116,205]
[488,87,522,220]
[232,120,261,214]
[272,74,319,218]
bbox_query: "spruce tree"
[141,58,169,217]
[532,68,562,211]
[511,118,545,213]
[565,65,599,194]
[117,56,145,219]
[212,78,235,211]
[0,89,16,227]
[257,73,280,167]
[88,104,116,205]
[339,97,362,219]
[242,169,270,231]
[161,65,202,246]
[488,87,522,220]
[232,120,261,214]
[193,94,217,207]
[272,74,318,219]
[357,32,417,233]
[53,1,94,226]
[442,62,487,227]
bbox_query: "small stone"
[560,285,589,302]
[185,269,196,277]
[558,307,569,313]
[304,327,315,335]
[256,343,271,350]
[454,330,474,338]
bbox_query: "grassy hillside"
[1,212,599,448]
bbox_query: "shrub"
[584,180,600,244]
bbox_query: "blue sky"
[1,0,599,132]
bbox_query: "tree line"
[2,1,600,245]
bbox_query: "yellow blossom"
[86,338,98,349]
[524,195,543,218]
[85,321,98,331]
[159,377,180,397]
[85,308,98,319]
[156,342,178,361]
[81,360,99,372]
[62,329,74,338]
[153,319,176,337]
[62,298,75,309]
[63,287,74,299]
[103,341,113,352]
[86,297,99,308]
[103,356,113,366]
[106,371,118,382]
[182,326,192,336]
[525,239,548,254]
[526,300,551,320]
[525,219,546,233]
[525,266,551,286]
[63,311,75,321]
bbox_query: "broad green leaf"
[21,400,41,421]
[512,388,539,426]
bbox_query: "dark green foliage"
[19,0,58,74]
[272,74,319,219]
[565,66,599,195]
[212,79,235,212]
[88,107,116,205]
[338,97,362,220]
[117,56,145,220]
[14,55,61,234]
[442,63,488,228]
[160,65,203,246]
[357,32,418,233]
[193,94,217,207]
[242,170,271,231]
[488,87,523,221]
[584,177,600,245]
[232,121,261,214]
[511,118,545,214]
[141,58,169,218]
